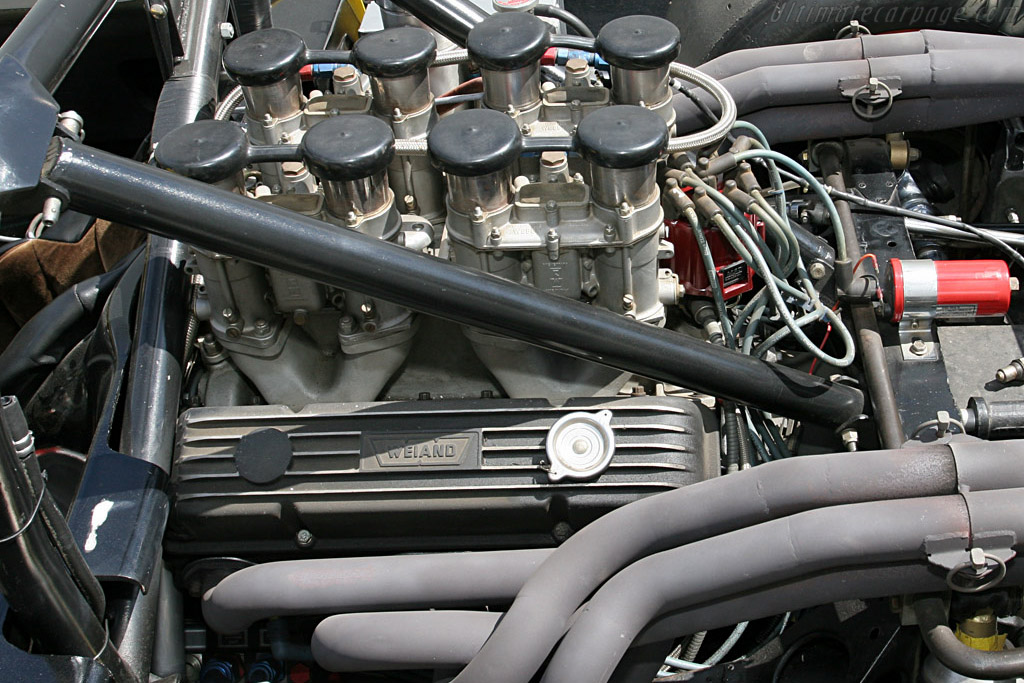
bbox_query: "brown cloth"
[0,221,144,352]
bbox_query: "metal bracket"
[925,532,1017,593]
[840,75,902,121]
[898,319,939,361]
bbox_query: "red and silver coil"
[890,258,1013,322]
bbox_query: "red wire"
[852,252,885,304]
[808,301,842,375]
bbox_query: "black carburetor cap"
[467,11,550,71]
[575,105,669,169]
[428,109,522,176]
[223,27,307,86]
[300,115,396,181]
[155,120,249,183]
[353,27,437,78]
[596,15,681,70]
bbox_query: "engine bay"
[2,1,1024,682]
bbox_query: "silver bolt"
[254,318,270,336]
[808,262,828,280]
[489,226,502,243]
[622,294,635,311]
[472,206,486,223]
[360,302,378,332]
[520,123,532,136]
[58,111,84,139]
[149,3,167,19]
[295,529,315,548]
[219,22,235,40]
[1007,208,1021,224]
[222,307,237,323]
[840,428,859,452]
[339,315,356,335]
[617,201,632,218]
[910,338,927,356]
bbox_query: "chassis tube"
[44,140,864,427]
[816,144,906,448]
[0,402,135,681]
[0,0,116,92]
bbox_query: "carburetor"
[156,114,421,407]
[156,14,687,407]
[427,105,678,398]
[466,12,680,137]
[222,23,447,222]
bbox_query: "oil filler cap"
[545,410,615,482]
[353,27,437,78]
[235,428,293,484]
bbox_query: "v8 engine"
[4,1,1024,682]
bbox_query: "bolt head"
[149,3,167,19]
[295,529,314,547]
[809,262,828,280]
[910,338,927,355]
[219,22,235,40]
[565,57,588,76]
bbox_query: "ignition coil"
[888,258,1013,322]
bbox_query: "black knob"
[575,105,669,169]
[353,27,437,78]
[223,28,307,87]
[596,16,680,70]
[467,12,550,71]
[155,120,249,183]
[428,109,522,176]
[300,115,395,181]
